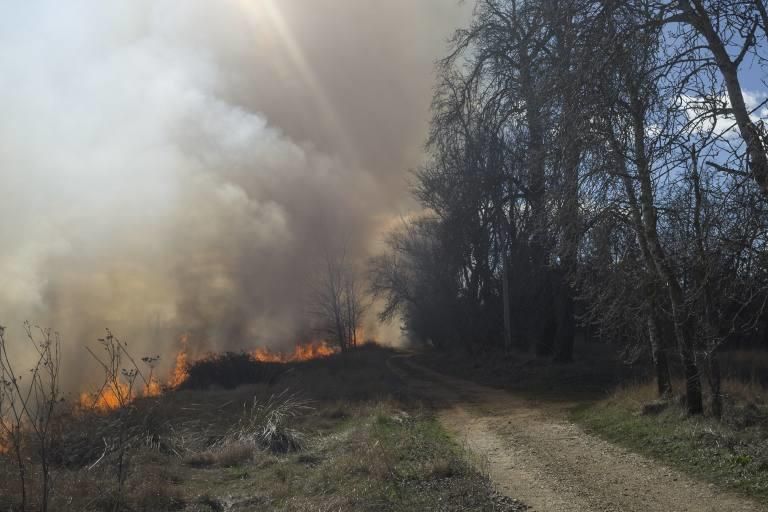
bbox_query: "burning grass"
[251,340,338,363]
[76,338,340,411]
[1,344,521,511]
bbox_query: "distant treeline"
[371,0,768,416]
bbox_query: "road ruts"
[388,354,767,512]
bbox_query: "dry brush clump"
[217,390,314,454]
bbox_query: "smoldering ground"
[0,0,471,386]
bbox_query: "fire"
[144,377,163,397]
[78,381,132,411]
[168,334,190,389]
[251,340,337,363]
[80,334,189,412]
[77,336,338,412]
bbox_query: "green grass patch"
[571,395,768,502]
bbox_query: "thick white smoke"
[0,0,470,382]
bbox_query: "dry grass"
[1,345,520,511]
[604,375,768,424]
[131,479,186,512]
[719,350,768,386]
[183,443,254,468]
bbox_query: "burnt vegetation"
[179,352,283,391]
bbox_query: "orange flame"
[77,336,339,411]
[168,334,190,389]
[80,335,188,412]
[144,377,163,397]
[78,381,132,411]
[251,340,337,363]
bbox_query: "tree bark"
[620,148,674,399]
[690,147,722,417]
[707,352,723,418]
[630,94,703,414]
[501,248,513,353]
[648,310,673,398]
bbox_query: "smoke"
[0,0,469,381]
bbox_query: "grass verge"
[571,380,768,502]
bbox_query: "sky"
[0,0,472,383]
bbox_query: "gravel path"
[389,355,767,512]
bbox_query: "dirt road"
[389,355,766,512]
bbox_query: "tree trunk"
[707,351,723,418]
[690,146,722,417]
[620,155,673,399]
[679,317,704,415]
[521,56,554,356]
[630,94,704,414]
[501,251,513,352]
[552,0,579,364]
[553,270,576,362]
[648,307,673,398]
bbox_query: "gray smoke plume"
[0,1,470,383]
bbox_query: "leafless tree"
[653,0,768,196]
[313,251,368,351]
[374,0,768,418]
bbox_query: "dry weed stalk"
[0,322,63,512]
[83,329,159,512]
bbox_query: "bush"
[221,391,313,453]
[181,352,283,390]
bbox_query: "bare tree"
[374,0,768,420]
[313,251,367,351]
[655,0,768,196]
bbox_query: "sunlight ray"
[235,0,358,165]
